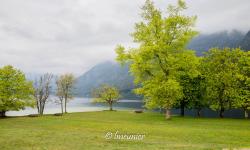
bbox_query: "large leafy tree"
[202,48,241,118]
[116,0,197,119]
[0,65,34,117]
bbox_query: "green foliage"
[201,48,245,117]
[116,0,249,118]
[116,0,198,115]
[175,51,200,113]
[56,73,75,100]
[0,65,34,115]
[137,79,183,109]
[56,73,75,113]
[92,84,120,110]
[234,51,250,111]
[189,75,207,110]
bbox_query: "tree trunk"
[39,101,42,115]
[159,108,163,114]
[218,89,225,118]
[0,111,6,117]
[180,101,185,117]
[109,102,113,111]
[43,103,45,114]
[219,106,224,118]
[38,100,45,115]
[61,101,64,114]
[244,109,249,119]
[40,102,45,115]
[36,101,40,114]
[65,97,67,113]
[165,109,171,120]
[197,109,201,117]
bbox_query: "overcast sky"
[0,0,249,76]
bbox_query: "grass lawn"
[0,111,249,150]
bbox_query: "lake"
[6,97,143,116]
[6,97,247,118]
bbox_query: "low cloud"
[0,0,249,75]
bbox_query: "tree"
[0,65,34,117]
[33,73,53,115]
[56,78,64,114]
[56,73,75,113]
[234,50,250,119]
[187,75,207,117]
[137,79,183,119]
[92,84,120,111]
[202,48,240,118]
[175,51,200,116]
[116,0,197,119]
[176,56,208,117]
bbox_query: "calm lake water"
[5,98,248,118]
[6,97,143,116]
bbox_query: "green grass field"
[0,111,249,150]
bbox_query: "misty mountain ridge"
[25,30,250,100]
[239,30,250,50]
[75,61,141,99]
[75,30,250,99]
[187,30,247,55]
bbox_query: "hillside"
[75,30,250,99]
[75,61,141,99]
[239,31,250,51]
[187,30,245,55]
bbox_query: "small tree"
[92,84,120,111]
[138,79,183,119]
[0,65,34,117]
[34,73,53,115]
[56,73,75,113]
[56,79,64,114]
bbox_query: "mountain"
[75,30,250,99]
[187,30,245,55]
[239,31,250,51]
[75,61,141,99]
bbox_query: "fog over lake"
[6,97,143,116]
